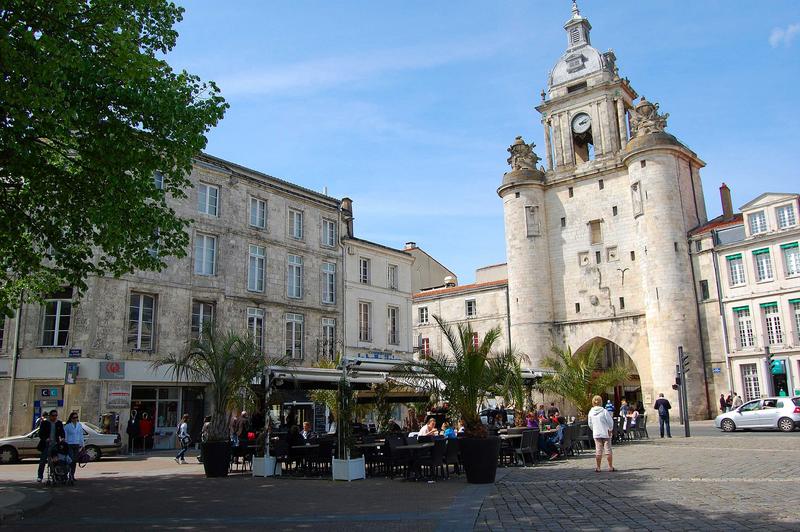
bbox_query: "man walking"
[36,409,65,482]
[653,393,672,438]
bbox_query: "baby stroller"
[47,441,72,486]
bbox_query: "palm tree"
[401,315,523,438]
[538,342,630,417]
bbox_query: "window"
[472,332,479,350]
[525,205,541,236]
[420,337,430,356]
[322,218,337,247]
[640,160,646,168]
[589,220,602,245]
[191,301,214,340]
[41,299,71,347]
[359,258,370,284]
[776,205,796,229]
[153,171,164,190]
[321,318,336,359]
[418,307,429,325]
[249,197,266,229]
[570,27,580,44]
[792,301,800,341]
[748,211,767,235]
[388,306,399,345]
[575,302,581,313]
[619,297,625,310]
[630,250,636,261]
[285,313,304,359]
[631,182,643,216]
[741,364,761,402]
[674,242,679,252]
[734,307,754,349]
[753,249,774,282]
[727,255,745,286]
[287,254,303,299]
[358,302,372,342]
[322,262,336,304]
[763,304,783,345]
[782,242,800,276]
[568,187,574,198]
[197,183,219,216]
[388,264,399,290]
[0,315,4,349]
[595,250,601,264]
[288,209,303,240]
[248,245,266,292]
[695,240,703,252]
[465,299,477,317]
[247,308,264,353]
[127,293,155,350]
[194,234,216,276]
[612,206,618,216]
[598,179,604,190]
[699,280,710,301]
[561,217,566,228]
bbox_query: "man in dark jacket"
[37,409,65,482]
[653,393,672,438]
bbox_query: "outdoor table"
[291,444,320,475]
[499,433,522,440]
[355,442,383,449]
[395,442,434,480]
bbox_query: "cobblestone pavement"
[1,423,798,531]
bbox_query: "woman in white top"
[64,412,85,481]
[175,414,190,464]
[587,395,616,472]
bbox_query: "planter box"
[252,456,282,477]
[332,457,365,481]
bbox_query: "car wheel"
[777,417,795,433]
[84,445,102,462]
[721,419,736,432]
[0,446,19,464]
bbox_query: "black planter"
[201,441,231,478]
[459,437,500,484]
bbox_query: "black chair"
[416,439,446,480]
[443,438,460,477]
[310,438,334,475]
[514,430,536,466]
[269,439,290,475]
[499,436,517,466]
[555,425,575,458]
[634,415,649,439]
[385,434,410,478]
[575,423,592,453]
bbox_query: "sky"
[167,1,800,284]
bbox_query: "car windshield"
[793,398,800,407]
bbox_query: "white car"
[714,396,800,432]
[0,422,121,464]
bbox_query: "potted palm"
[401,316,523,484]
[332,364,365,481]
[152,324,269,477]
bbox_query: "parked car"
[714,396,800,432]
[480,408,516,426]
[0,421,121,464]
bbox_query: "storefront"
[130,386,205,449]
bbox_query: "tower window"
[589,220,602,245]
[525,205,541,237]
[699,280,710,301]
[612,206,618,216]
[515,192,520,198]
[570,27,580,44]
[575,302,581,313]
[561,217,566,228]
[568,187,574,198]
[674,242,679,252]
[567,81,587,93]
[619,297,625,310]
[599,179,604,190]
[630,250,636,261]
[640,160,647,168]
[595,251,602,264]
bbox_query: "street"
[1,422,799,531]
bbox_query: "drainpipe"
[688,244,712,419]
[5,292,24,437]
[710,242,734,394]
[504,284,512,350]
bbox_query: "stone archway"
[575,337,643,411]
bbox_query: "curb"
[0,486,52,523]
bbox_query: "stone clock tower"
[499,2,711,418]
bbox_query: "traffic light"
[765,345,773,363]
[675,376,681,387]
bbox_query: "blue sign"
[770,359,786,375]
[712,367,721,374]
[358,351,400,361]
[68,348,82,358]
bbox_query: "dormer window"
[776,204,797,229]
[748,211,768,235]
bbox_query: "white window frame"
[247,307,264,353]
[388,306,399,345]
[287,254,303,299]
[358,301,372,342]
[763,304,783,345]
[153,171,164,190]
[288,208,304,240]
[321,317,336,359]
[40,299,71,347]
[776,204,797,229]
[285,313,304,359]
[727,255,746,287]
[792,302,800,344]
[128,293,156,350]
[741,363,761,402]
[782,244,800,277]
[748,210,767,235]
[359,257,370,284]
[418,307,429,325]
[194,233,217,276]
[197,183,219,216]
[734,308,754,349]
[322,262,336,304]
[465,299,477,318]
[321,218,337,247]
[388,264,399,290]
[248,245,266,292]
[249,197,267,229]
[754,250,774,282]
[191,301,214,340]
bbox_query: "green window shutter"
[759,302,778,309]
[731,305,749,312]
[752,248,770,255]
[789,298,800,305]
[726,253,742,260]
[780,242,799,250]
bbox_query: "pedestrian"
[175,413,190,464]
[619,399,629,418]
[126,409,139,454]
[64,412,85,482]
[718,394,726,414]
[732,392,743,408]
[36,409,65,483]
[604,399,614,413]
[34,412,48,430]
[724,394,732,412]
[197,415,211,463]
[588,395,616,472]
[653,393,672,438]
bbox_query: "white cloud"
[218,37,507,96]
[769,23,800,48]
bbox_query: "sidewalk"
[0,486,51,523]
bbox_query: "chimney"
[404,242,417,250]
[720,183,733,221]
[341,197,354,237]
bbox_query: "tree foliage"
[538,343,631,417]
[0,1,228,315]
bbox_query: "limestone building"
[499,3,710,417]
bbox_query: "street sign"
[712,367,721,374]
[68,348,82,358]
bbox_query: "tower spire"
[571,0,580,17]
[564,1,591,49]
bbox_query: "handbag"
[77,448,91,468]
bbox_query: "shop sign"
[99,361,125,380]
[65,362,79,384]
[41,387,60,398]
[107,382,131,408]
[68,348,82,358]
[358,351,400,361]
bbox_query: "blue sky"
[168,1,799,284]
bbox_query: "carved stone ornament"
[507,136,541,171]
[629,96,669,138]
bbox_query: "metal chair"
[514,430,536,466]
[444,438,460,477]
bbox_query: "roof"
[413,279,508,300]
[345,237,412,257]
[476,262,507,271]
[405,246,457,278]
[688,213,743,236]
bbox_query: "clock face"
[572,113,592,134]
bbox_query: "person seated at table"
[441,422,456,439]
[418,417,439,437]
[301,421,316,440]
[541,417,567,460]
[526,412,539,429]
[626,408,639,429]
[386,419,403,433]
[287,425,304,447]
[457,419,465,435]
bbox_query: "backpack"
[658,402,668,417]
